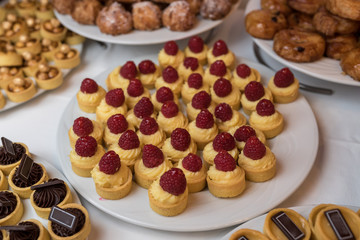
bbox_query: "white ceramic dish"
[244,0,360,87]
[221,205,360,239]
[56,56,318,232]
[0,44,83,113]
[54,2,240,45]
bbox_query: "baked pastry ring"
[326,0,360,21]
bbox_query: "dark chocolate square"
[324,209,355,240]
[1,137,15,157]
[49,206,78,232]
[271,211,305,240]
[15,154,34,182]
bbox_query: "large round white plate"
[54,1,240,45]
[56,57,318,232]
[221,205,360,239]
[0,44,84,113]
[245,0,360,87]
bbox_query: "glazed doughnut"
[162,1,196,31]
[71,0,103,25]
[273,29,325,62]
[245,10,288,39]
[326,0,360,21]
[52,0,74,15]
[326,35,358,60]
[288,0,325,15]
[340,47,360,81]
[261,0,292,16]
[287,12,315,32]
[200,0,232,20]
[132,1,162,31]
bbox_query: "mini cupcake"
[158,41,184,69]
[207,40,236,69]
[137,117,166,148]
[53,44,80,69]
[40,18,67,42]
[138,59,161,88]
[241,81,273,115]
[103,114,134,147]
[181,73,209,104]
[186,90,216,121]
[68,116,103,148]
[69,136,105,177]
[238,136,276,182]
[126,97,157,128]
[76,78,106,113]
[162,128,197,163]
[35,62,63,90]
[7,219,50,240]
[151,86,179,112]
[204,60,232,86]
[106,61,138,91]
[210,78,241,110]
[0,191,23,225]
[155,66,183,97]
[177,57,204,80]
[124,78,151,109]
[134,144,172,189]
[5,76,36,103]
[268,67,299,103]
[230,125,266,151]
[184,36,208,65]
[249,99,284,138]
[0,137,30,175]
[232,63,261,91]
[96,88,128,124]
[91,151,132,200]
[214,103,246,132]
[157,101,188,136]
[207,151,246,198]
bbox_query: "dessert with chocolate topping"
[0,191,23,226]
[0,137,30,176]
[5,219,50,240]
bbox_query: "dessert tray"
[221,205,360,239]
[54,2,240,45]
[245,0,360,87]
[56,57,318,232]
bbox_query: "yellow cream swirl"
[238,147,275,170]
[186,101,216,121]
[210,85,241,110]
[177,160,207,182]
[207,165,244,184]
[150,93,179,112]
[138,65,161,87]
[124,88,151,109]
[216,110,247,132]
[96,98,128,124]
[188,121,218,144]
[232,68,261,91]
[106,66,130,90]
[155,76,183,96]
[268,77,299,97]
[203,143,238,165]
[240,87,273,114]
[207,49,235,69]
[76,86,105,107]
[68,120,103,148]
[181,80,210,104]
[91,163,129,188]
[149,178,187,204]
[126,109,157,128]
[184,45,209,65]
[177,62,204,80]
[137,128,166,147]
[162,138,197,162]
[157,112,188,135]
[249,110,283,132]
[203,67,232,86]
[158,49,185,69]
[70,145,105,167]
[108,144,142,167]
[137,158,172,179]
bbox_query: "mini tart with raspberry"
[176,154,206,193]
[5,77,37,103]
[96,89,128,124]
[241,81,273,115]
[137,117,166,148]
[158,41,185,69]
[103,114,134,147]
[150,86,180,112]
[186,91,216,121]
[177,57,204,81]
[0,141,30,176]
[238,136,276,182]
[229,229,270,240]
[210,78,241,110]
[184,36,209,65]
[203,60,232,86]
[106,62,138,91]
[53,45,80,69]
[267,68,300,103]
[229,125,266,150]
[14,36,42,55]
[155,66,183,97]
[124,79,151,109]
[0,92,5,109]
[206,151,246,198]
[264,208,312,240]
[35,63,63,90]
[138,59,161,88]
[91,151,132,200]
[249,99,284,138]
[157,101,188,136]
[148,168,188,216]
[214,103,246,132]
[207,40,236,70]
[0,66,24,89]
[162,128,197,163]
[11,219,51,240]
[68,117,103,148]
[126,97,157,128]
[0,191,23,225]
[76,78,106,113]
[232,63,261,91]
[40,19,67,42]
[70,136,106,177]
[181,73,210,104]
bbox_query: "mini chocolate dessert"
[0,191,23,225]
[0,137,29,175]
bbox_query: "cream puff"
[186,90,216,121]
[232,63,261,92]
[207,40,236,69]
[204,60,232,86]
[214,103,247,132]
[155,66,183,97]
[177,57,204,80]
[137,117,166,148]
[138,59,161,88]
[210,77,241,110]
[124,78,151,109]
[158,40,185,69]
[96,88,128,124]
[184,35,208,65]
[151,86,179,112]
[181,73,210,104]
[267,67,299,103]
[103,114,134,147]
[241,81,273,115]
[68,116,103,148]
[76,78,106,113]
[157,101,188,136]
[126,97,157,128]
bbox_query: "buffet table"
[1,1,360,239]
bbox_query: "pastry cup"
[23,56,47,77]
[268,77,300,104]
[15,39,42,55]
[0,67,24,89]
[29,30,41,40]
[65,34,85,46]
[41,41,60,61]
[35,9,55,21]
[53,49,80,69]
[179,164,207,193]
[30,182,73,219]
[8,163,48,198]
[0,92,5,109]
[4,21,28,42]
[35,67,63,90]
[148,185,188,217]
[0,229,8,240]
[47,203,91,240]
[229,228,270,240]
[76,86,106,113]
[0,169,8,190]
[134,160,155,189]
[0,191,23,226]
[0,142,30,176]
[5,78,37,103]
[70,145,105,177]
[16,4,36,17]
[40,24,67,42]
[249,112,284,139]
[94,167,132,200]
[22,219,50,240]
[0,51,23,67]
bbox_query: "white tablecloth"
[1,2,360,239]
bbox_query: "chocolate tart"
[229,228,270,240]
[6,219,50,240]
[40,20,67,42]
[0,191,23,226]
[30,179,73,219]
[0,66,24,89]
[0,141,30,176]
[47,203,91,240]
[5,77,37,103]
[0,92,5,109]
[35,65,63,90]
[0,170,8,190]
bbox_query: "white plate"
[0,44,84,113]
[222,205,360,239]
[244,0,360,87]
[54,2,240,45]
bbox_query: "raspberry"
[156,87,174,103]
[188,36,204,53]
[99,151,120,175]
[80,78,98,94]
[134,97,154,119]
[161,101,179,118]
[183,57,199,71]
[170,128,191,151]
[138,60,156,74]
[214,150,236,172]
[236,64,251,78]
[213,78,232,97]
[195,109,214,129]
[210,60,227,77]
[118,130,140,150]
[142,144,164,168]
[107,114,128,134]
[139,117,159,135]
[182,153,202,172]
[191,91,211,109]
[274,67,294,88]
[164,41,178,55]
[244,81,265,101]
[105,88,125,107]
[243,136,266,160]
[75,136,97,157]
[73,117,93,137]
[234,125,256,142]
[120,61,137,79]
[212,40,229,57]
[162,66,179,83]
[159,168,187,196]
[214,103,233,122]
[127,78,144,97]
[213,132,235,151]
[256,99,275,116]
[187,73,203,89]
